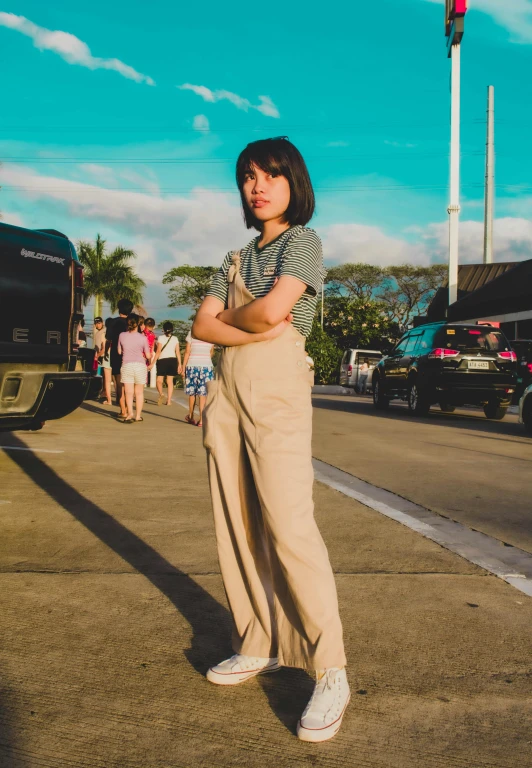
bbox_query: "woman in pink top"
[118,314,151,423]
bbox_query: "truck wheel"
[440,402,455,413]
[483,403,507,420]
[372,377,389,410]
[408,380,430,416]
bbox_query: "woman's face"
[242,164,291,225]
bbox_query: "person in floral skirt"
[183,330,214,426]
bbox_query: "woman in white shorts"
[117,314,151,423]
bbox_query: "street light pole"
[445,1,467,309]
[448,42,461,306]
[483,85,495,264]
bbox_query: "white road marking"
[0,446,64,454]
[313,458,532,598]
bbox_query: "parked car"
[339,349,383,391]
[372,321,517,419]
[0,222,95,431]
[518,383,532,434]
[510,339,532,400]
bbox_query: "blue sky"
[1,0,532,318]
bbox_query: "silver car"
[338,349,383,391]
[519,383,532,434]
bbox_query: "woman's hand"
[258,315,293,342]
[178,365,183,376]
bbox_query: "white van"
[338,349,383,391]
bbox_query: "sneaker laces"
[306,669,342,720]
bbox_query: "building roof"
[427,262,519,321]
[447,259,532,321]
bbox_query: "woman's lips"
[252,199,269,208]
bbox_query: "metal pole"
[448,42,461,307]
[483,85,495,264]
[321,281,324,328]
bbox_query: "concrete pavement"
[0,394,531,767]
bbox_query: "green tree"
[306,318,343,385]
[325,263,385,300]
[323,295,393,352]
[162,265,219,314]
[77,234,145,318]
[378,264,447,331]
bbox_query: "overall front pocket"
[250,377,312,455]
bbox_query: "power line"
[0,151,489,164]
[0,118,500,134]
[1,182,505,193]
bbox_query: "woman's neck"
[258,218,290,249]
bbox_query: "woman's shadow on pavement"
[5,434,304,735]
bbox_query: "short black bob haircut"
[236,137,315,231]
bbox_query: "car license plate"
[468,360,490,370]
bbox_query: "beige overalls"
[203,252,346,671]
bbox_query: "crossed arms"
[192,275,307,347]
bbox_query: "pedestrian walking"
[183,330,214,426]
[150,322,182,406]
[99,318,114,406]
[105,299,134,421]
[358,358,370,395]
[143,317,157,389]
[92,317,109,404]
[117,314,150,423]
[192,137,348,743]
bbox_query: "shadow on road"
[81,401,186,425]
[312,396,527,440]
[5,433,231,678]
[4,433,305,736]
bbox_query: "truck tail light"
[498,350,517,362]
[74,264,84,288]
[428,348,459,359]
[528,363,532,373]
[347,365,352,375]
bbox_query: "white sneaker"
[206,654,281,686]
[297,668,350,743]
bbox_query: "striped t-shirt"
[206,225,325,337]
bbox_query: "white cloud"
[423,0,532,44]
[1,164,246,276]
[1,211,25,227]
[178,84,280,117]
[5,164,532,296]
[0,12,155,84]
[424,217,532,263]
[193,114,210,132]
[79,164,117,186]
[384,140,417,149]
[321,222,430,266]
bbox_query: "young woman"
[182,330,214,426]
[150,322,182,406]
[193,137,348,743]
[117,314,150,423]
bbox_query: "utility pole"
[445,1,468,307]
[483,85,495,264]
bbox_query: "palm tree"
[77,234,146,319]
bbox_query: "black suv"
[372,322,517,419]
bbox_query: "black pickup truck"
[0,222,95,431]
